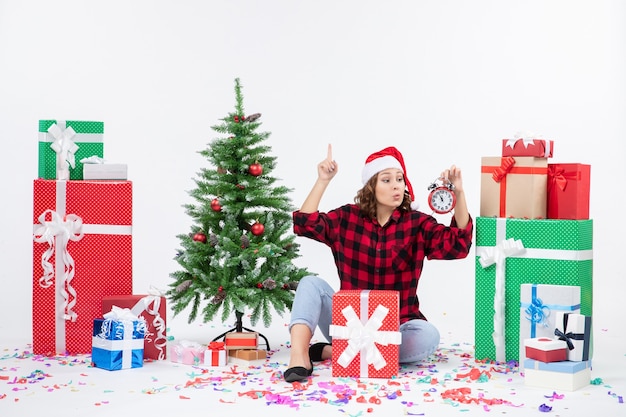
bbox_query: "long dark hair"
[354,173,412,219]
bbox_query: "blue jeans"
[289,275,440,363]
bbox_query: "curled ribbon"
[491,157,515,183]
[524,296,550,330]
[33,209,84,321]
[479,238,525,363]
[329,304,402,372]
[130,288,168,360]
[48,121,79,180]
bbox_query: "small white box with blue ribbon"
[92,306,146,371]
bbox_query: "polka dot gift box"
[474,217,593,363]
[38,120,104,180]
[32,179,133,355]
[329,290,401,379]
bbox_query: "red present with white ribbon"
[329,290,401,378]
[501,134,554,158]
[102,291,167,360]
[204,341,227,367]
[32,179,133,355]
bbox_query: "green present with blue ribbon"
[474,217,593,363]
[38,120,104,180]
[92,307,146,371]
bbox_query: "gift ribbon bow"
[478,238,525,363]
[33,209,84,321]
[329,303,402,372]
[491,157,516,183]
[548,166,581,192]
[524,295,550,330]
[209,341,225,350]
[48,121,79,178]
[554,313,584,351]
[504,131,543,149]
[520,284,581,338]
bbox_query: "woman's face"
[374,168,405,210]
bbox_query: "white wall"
[1,0,624,344]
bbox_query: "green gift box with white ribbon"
[474,217,593,363]
[38,120,104,180]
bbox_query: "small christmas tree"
[168,78,312,339]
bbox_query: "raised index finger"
[327,143,333,161]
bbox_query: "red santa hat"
[361,146,419,210]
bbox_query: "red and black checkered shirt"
[293,204,473,323]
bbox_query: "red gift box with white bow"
[32,179,133,355]
[502,137,554,158]
[329,290,401,378]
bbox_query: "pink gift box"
[329,290,401,378]
[170,340,205,365]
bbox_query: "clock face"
[428,188,456,214]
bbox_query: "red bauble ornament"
[248,162,263,177]
[193,232,207,243]
[251,221,265,236]
[218,286,223,292]
[256,283,263,288]
[211,198,222,212]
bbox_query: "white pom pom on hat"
[361,146,419,210]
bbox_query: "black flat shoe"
[309,342,331,362]
[284,361,313,383]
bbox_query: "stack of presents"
[170,332,267,367]
[475,134,592,391]
[31,119,264,371]
[309,134,593,384]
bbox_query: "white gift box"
[523,358,591,391]
[519,284,581,369]
[83,163,128,180]
[554,312,592,361]
[204,347,227,367]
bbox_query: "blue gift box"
[524,358,591,373]
[92,318,146,371]
[523,358,592,391]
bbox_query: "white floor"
[1,319,624,417]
